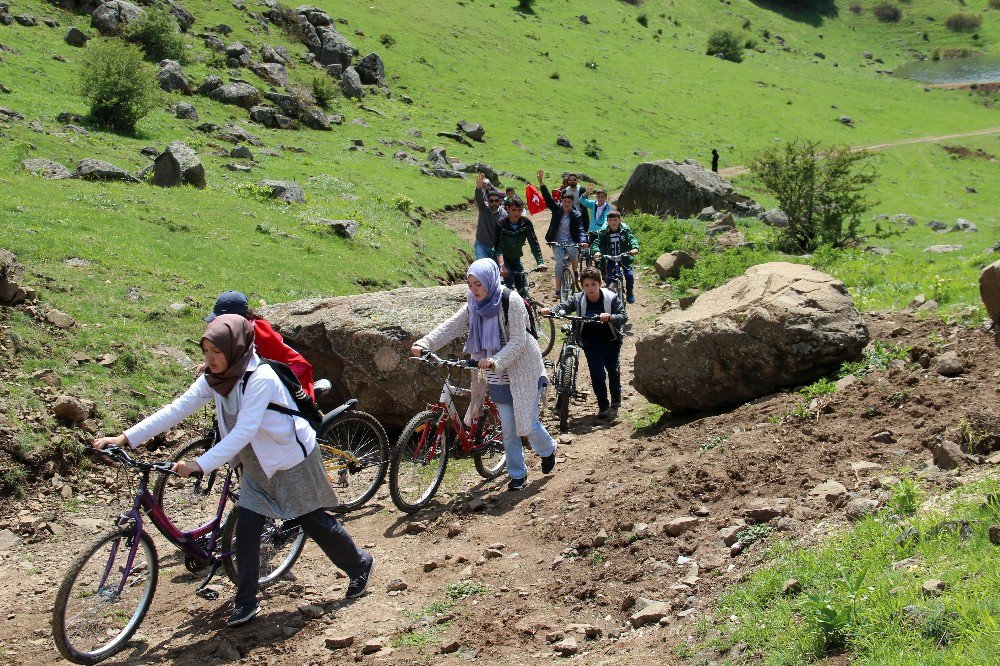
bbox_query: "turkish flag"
[525,184,546,215]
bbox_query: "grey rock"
[355,52,385,85]
[664,516,699,537]
[810,479,848,505]
[457,119,485,142]
[951,218,977,233]
[0,250,27,305]
[249,105,297,130]
[924,245,964,254]
[249,61,289,87]
[981,260,1000,325]
[151,141,205,189]
[313,25,356,68]
[933,440,969,470]
[696,206,716,221]
[225,41,251,67]
[64,26,89,46]
[167,1,194,32]
[654,250,695,279]
[157,59,191,94]
[845,498,879,521]
[22,158,70,179]
[261,44,293,66]
[230,145,253,160]
[759,208,789,227]
[215,123,262,146]
[629,599,670,628]
[175,101,199,120]
[922,579,947,597]
[705,212,735,236]
[617,158,760,218]
[71,158,140,183]
[226,162,252,172]
[556,136,572,148]
[742,497,791,524]
[203,34,225,51]
[927,220,948,231]
[935,351,964,377]
[892,213,916,226]
[14,14,38,26]
[838,115,854,126]
[317,219,359,239]
[553,636,578,657]
[53,395,94,423]
[91,1,142,36]
[326,63,343,79]
[209,82,261,109]
[300,105,330,130]
[195,75,223,95]
[340,66,363,99]
[258,180,305,203]
[0,528,22,551]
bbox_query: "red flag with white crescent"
[525,184,546,215]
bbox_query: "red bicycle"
[388,353,505,513]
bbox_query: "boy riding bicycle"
[592,210,639,305]
[494,197,547,296]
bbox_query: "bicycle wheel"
[609,277,625,309]
[532,302,556,357]
[559,267,575,302]
[317,410,389,512]
[152,434,229,532]
[389,411,448,513]
[52,528,158,665]
[221,509,306,588]
[472,403,506,479]
[557,354,574,433]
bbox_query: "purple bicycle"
[51,446,304,664]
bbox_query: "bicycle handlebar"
[409,352,480,369]
[89,446,179,476]
[596,253,630,261]
[545,313,606,324]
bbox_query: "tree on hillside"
[706,30,744,63]
[80,40,158,133]
[749,140,877,253]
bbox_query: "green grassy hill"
[0,0,998,485]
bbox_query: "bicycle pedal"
[195,587,220,601]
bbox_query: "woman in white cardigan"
[93,315,374,627]
[410,259,558,491]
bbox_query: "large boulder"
[354,52,385,85]
[340,66,363,99]
[0,249,27,305]
[22,158,71,179]
[633,262,869,412]
[616,159,760,218]
[157,59,191,94]
[654,250,695,280]
[249,61,289,87]
[208,82,261,109]
[260,285,470,427]
[151,141,205,188]
[313,25,356,68]
[71,159,140,183]
[258,180,305,203]
[91,0,142,36]
[980,260,1000,325]
[64,26,90,47]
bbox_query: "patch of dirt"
[942,144,998,161]
[2,262,999,665]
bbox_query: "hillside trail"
[717,126,1000,178]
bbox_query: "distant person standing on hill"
[711,149,720,173]
[474,172,505,261]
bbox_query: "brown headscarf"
[201,314,256,397]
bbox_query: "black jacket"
[541,184,587,245]
[553,288,627,346]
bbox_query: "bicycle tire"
[52,528,158,665]
[316,409,389,512]
[531,301,556,357]
[152,434,228,532]
[389,411,448,514]
[559,266,575,302]
[609,277,625,311]
[221,509,305,588]
[472,403,506,479]
[557,354,574,433]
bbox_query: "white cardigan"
[124,355,316,478]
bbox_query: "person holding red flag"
[524,184,547,216]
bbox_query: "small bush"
[944,12,982,32]
[990,0,1000,10]
[311,76,336,108]
[849,3,862,15]
[584,138,602,159]
[378,33,396,47]
[517,0,535,12]
[873,3,902,23]
[637,13,649,27]
[549,71,560,80]
[79,39,158,133]
[706,29,745,63]
[125,7,186,63]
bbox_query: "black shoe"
[346,552,374,599]
[610,399,621,409]
[227,603,260,628]
[507,476,528,491]
[541,453,556,474]
[597,407,610,420]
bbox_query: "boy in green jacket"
[493,197,547,296]
[592,210,639,304]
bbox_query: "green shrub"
[378,33,396,47]
[849,3,862,15]
[944,12,982,32]
[311,75,337,108]
[873,3,902,23]
[517,0,535,12]
[79,39,158,133]
[706,29,745,63]
[125,7,186,63]
[990,0,1000,10]
[748,139,877,252]
[583,138,602,159]
[637,13,649,27]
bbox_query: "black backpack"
[241,359,324,433]
[500,287,539,340]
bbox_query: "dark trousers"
[501,256,528,296]
[583,340,622,410]
[235,506,365,608]
[601,261,635,298]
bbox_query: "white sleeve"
[124,377,214,448]
[195,371,275,473]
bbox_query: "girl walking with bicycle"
[410,259,558,491]
[542,267,628,420]
[93,315,374,628]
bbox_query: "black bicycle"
[504,266,556,356]
[596,253,631,312]
[545,314,604,433]
[549,242,584,302]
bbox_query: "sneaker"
[507,476,528,491]
[227,603,260,628]
[597,407,610,420]
[346,552,374,599]
[541,453,556,474]
[610,399,621,409]
[627,294,635,304]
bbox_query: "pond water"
[894,54,1000,84]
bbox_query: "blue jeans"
[602,260,635,299]
[553,244,580,282]
[474,240,497,262]
[583,340,622,410]
[494,385,556,481]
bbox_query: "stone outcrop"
[91,0,142,35]
[633,263,869,412]
[616,159,761,218]
[980,260,1000,325]
[260,285,470,428]
[151,141,205,188]
[258,180,305,203]
[71,159,140,183]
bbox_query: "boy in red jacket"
[206,291,316,399]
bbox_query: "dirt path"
[718,127,1000,178]
[3,256,1000,664]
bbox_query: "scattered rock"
[355,52,385,86]
[989,525,1000,546]
[386,579,408,592]
[195,75,223,96]
[340,66,363,98]
[225,41,251,67]
[249,105,298,130]
[261,44,293,67]
[935,351,964,377]
[361,638,384,655]
[717,523,747,547]
[45,309,76,328]
[249,61,289,87]
[457,119,485,142]
[440,640,460,654]
[633,263,868,412]
[556,136,572,148]
[927,220,948,231]
[924,245,963,254]
[835,375,857,391]
[0,528,22,551]
[91,0,142,36]
[257,180,305,203]
[298,603,324,619]
[979,260,1000,325]
[53,395,94,423]
[22,158,70,179]
[758,208,789,227]
[951,218,977,233]
[64,26,89,47]
[71,158,140,183]
[696,206,717,221]
[932,440,969,470]
[837,115,854,126]
[208,82,261,109]
[324,634,355,650]
[629,599,670,628]
[922,579,947,597]
[742,497,790,524]
[156,59,191,94]
[14,14,38,27]
[810,479,848,505]
[151,141,205,189]
[664,516,700,537]
[782,579,802,595]
[300,105,331,131]
[845,498,880,521]
[316,219,359,239]
[891,213,916,226]
[553,637,578,657]
[230,145,253,160]
[705,212,735,236]
[175,101,199,120]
